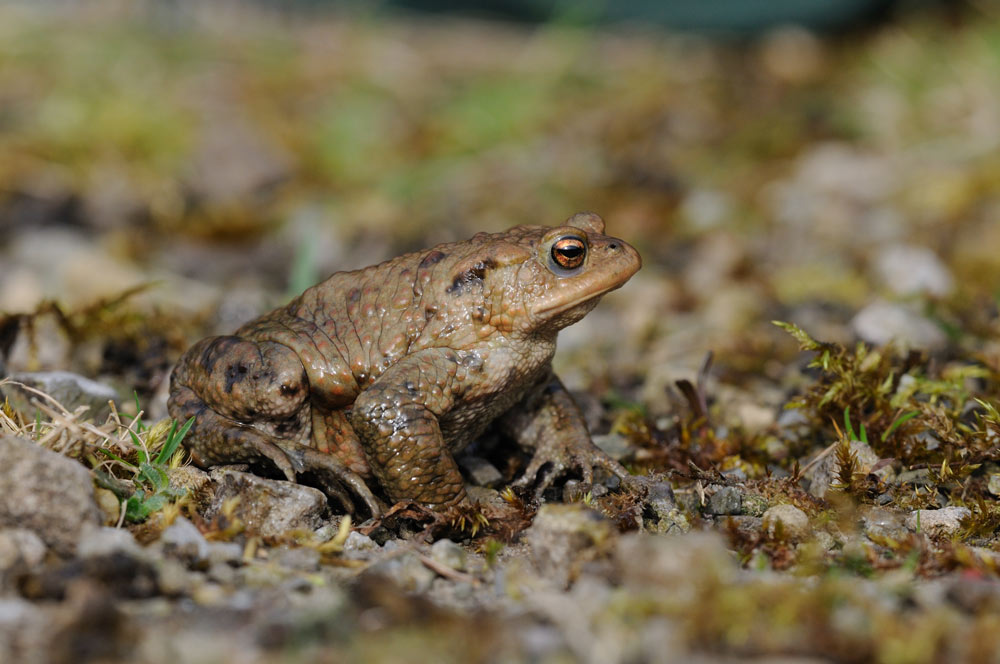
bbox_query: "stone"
[905,506,970,538]
[205,470,327,538]
[524,504,616,589]
[271,546,320,572]
[742,494,769,517]
[160,517,211,565]
[705,485,743,516]
[987,474,1000,498]
[851,300,947,351]
[860,507,907,541]
[342,531,380,560]
[874,244,954,298]
[615,531,736,589]
[429,538,467,573]
[77,526,143,560]
[365,551,437,593]
[0,435,101,556]
[457,455,504,488]
[592,433,633,461]
[2,371,119,421]
[762,504,810,541]
[0,529,47,575]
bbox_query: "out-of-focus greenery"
[2,3,997,260]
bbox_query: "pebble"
[762,504,811,541]
[592,433,633,461]
[904,506,970,538]
[205,470,327,538]
[987,474,1000,498]
[365,551,437,594]
[429,539,467,573]
[0,529,47,573]
[77,526,143,559]
[342,531,380,561]
[2,371,119,421]
[851,300,947,351]
[524,504,615,589]
[705,485,743,516]
[874,244,954,297]
[615,531,736,589]
[860,507,908,541]
[0,435,102,556]
[457,455,504,488]
[160,517,211,565]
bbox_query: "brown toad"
[168,212,640,515]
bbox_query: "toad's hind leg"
[168,336,381,516]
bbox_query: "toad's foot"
[502,374,630,500]
[513,435,629,500]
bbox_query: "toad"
[168,212,641,515]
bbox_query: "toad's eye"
[551,236,586,271]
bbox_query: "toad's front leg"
[349,348,470,509]
[501,373,629,497]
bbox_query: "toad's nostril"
[609,243,619,250]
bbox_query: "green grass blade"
[95,446,138,469]
[882,411,920,442]
[155,416,194,465]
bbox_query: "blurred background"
[1,0,998,421]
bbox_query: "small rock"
[0,529,47,574]
[205,470,327,538]
[77,526,143,559]
[762,504,810,541]
[639,477,678,524]
[155,558,195,596]
[742,494,769,517]
[160,516,210,564]
[615,531,735,589]
[987,474,1000,498]
[93,488,121,525]
[562,480,607,503]
[457,455,504,488]
[206,541,244,566]
[725,516,763,541]
[365,551,436,593]
[705,485,743,516]
[0,435,102,556]
[524,504,615,589]
[342,531,379,561]
[592,433,633,461]
[905,506,970,538]
[860,507,907,541]
[271,546,320,572]
[851,300,947,350]
[776,407,814,444]
[874,244,954,298]
[429,539,467,573]
[2,371,119,421]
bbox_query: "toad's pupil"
[553,239,585,267]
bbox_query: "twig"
[418,553,480,585]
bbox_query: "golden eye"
[551,236,586,270]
